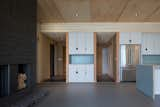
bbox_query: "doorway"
[101,48,114,82]
[50,44,55,80]
[50,44,66,82]
[96,32,116,82]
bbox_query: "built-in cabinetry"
[142,33,160,55]
[68,32,94,82]
[120,32,142,44]
[69,64,94,82]
[69,32,94,54]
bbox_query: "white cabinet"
[86,33,94,54]
[120,32,130,44]
[69,64,94,82]
[142,33,160,55]
[120,32,142,44]
[69,65,78,82]
[130,32,142,44]
[69,32,94,54]
[85,65,94,82]
[69,32,78,54]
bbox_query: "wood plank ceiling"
[38,0,160,23]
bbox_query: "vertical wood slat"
[94,32,97,82]
[66,32,69,83]
[116,32,120,83]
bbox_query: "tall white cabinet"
[141,33,160,55]
[69,32,94,54]
[68,32,95,83]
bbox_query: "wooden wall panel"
[66,33,69,83]
[96,46,102,80]
[94,32,97,82]
[116,32,120,82]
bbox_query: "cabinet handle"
[76,48,78,50]
[145,48,148,51]
[76,71,78,74]
[129,40,132,43]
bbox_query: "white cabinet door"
[76,65,85,82]
[86,32,94,54]
[153,34,160,55]
[69,32,79,54]
[69,32,75,54]
[69,32,94,54]
[120,32,130,44]
[142,34,152,55]
[80,32,86,54]
[130,32,142,44]
[69,64,94,82]
[69,65,83,82]
[85,64,94,82]
[69,65,77,82]
[142,33,160,55]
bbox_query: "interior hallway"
[35,83,160,107]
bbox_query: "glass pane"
[70,55,94,64]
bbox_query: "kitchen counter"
[136,65,160,99]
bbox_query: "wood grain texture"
[66,32,69,83]
[116,32,120,82]
[38,0,160,23]
[96,45,102,81]
[94,32,97,82]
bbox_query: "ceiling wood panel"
[52,0,91,22]
[90,0,129,22]
[38,0,160,23]
[118,0,160,22]
[38,0,64,22]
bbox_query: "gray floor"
[97,74,114,82]
[35,82,160,107]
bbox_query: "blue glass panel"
[143,55,160,64]
[70,55,94,64]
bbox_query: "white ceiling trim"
[40,23,160,32]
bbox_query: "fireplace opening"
[0,65,10,97]
[17,64,28,90]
